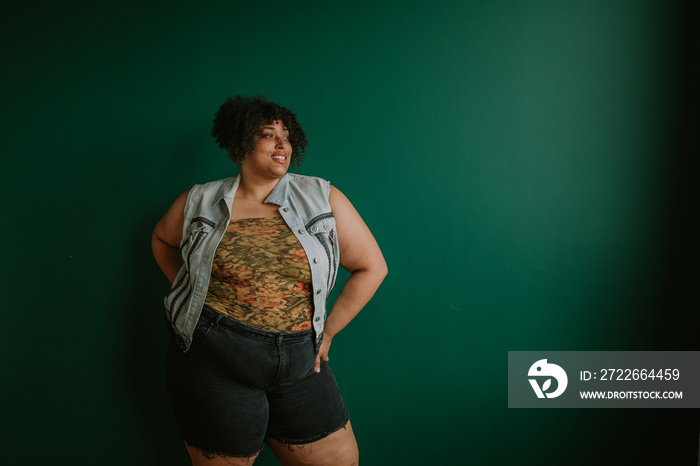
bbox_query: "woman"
[152,95,387,466]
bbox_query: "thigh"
[266,420,358,466]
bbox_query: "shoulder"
[286,173,330,186]
[187,176,236,202]
[286,173,331,198]
[181,176,237,219]
[328,185,354,213]
[191,176,234,194]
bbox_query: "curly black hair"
[211,95,308,168]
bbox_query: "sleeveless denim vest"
[164,173,339,352]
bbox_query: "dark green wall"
[2,1,697,464]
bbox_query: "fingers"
[314,335,332,373]
[314,352,329,373]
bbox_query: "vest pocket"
[165,217,216,325]
[180,217,216,268]
[305,213,335,238]
[305,213,338,292]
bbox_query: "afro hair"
[211,95,308,168]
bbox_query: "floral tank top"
[204,216,313,332]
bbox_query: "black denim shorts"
[166,305,349,458]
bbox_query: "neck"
[237,171,283,202]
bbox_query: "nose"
[275,135,287,147]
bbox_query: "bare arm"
[314,185,388,372]
[152,190,190,284]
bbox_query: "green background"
[2,1,697,464]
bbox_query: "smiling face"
[240,119,292,180]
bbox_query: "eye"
[283,135,289,141]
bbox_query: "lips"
[272,153,287,163]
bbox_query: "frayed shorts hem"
[269,414,350,446]
[184,438,263,459]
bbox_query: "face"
[240,120,291,179]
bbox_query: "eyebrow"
[262,126,289,131]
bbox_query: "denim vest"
[164,173,339,352]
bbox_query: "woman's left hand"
[314,333,332,373]
[312,186,387,373]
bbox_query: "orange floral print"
[205,216,313,332]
